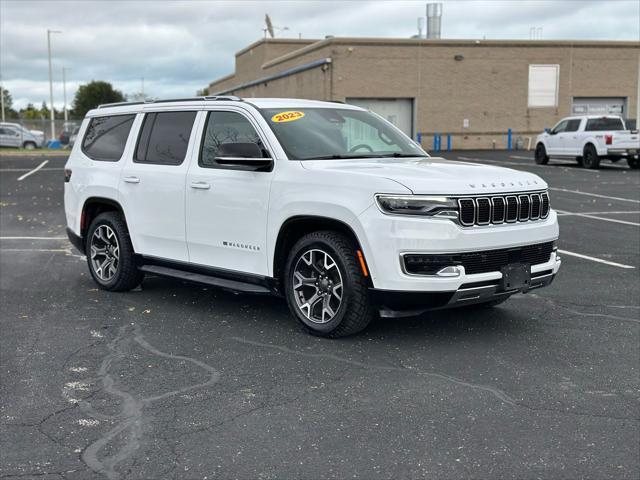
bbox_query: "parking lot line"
[0,236,67,240]
[550,187,640,204]
[555,209,640,226]
[556,211,640,216]
[558,249,636,269]
[16,160,49,181]
[0,167,63,172]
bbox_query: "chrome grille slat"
[457,191,549,227]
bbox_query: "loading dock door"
[346,98,414,137]
[572,97,627,117]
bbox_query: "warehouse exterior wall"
[209,38,640,150]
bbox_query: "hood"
[301,157,547,195]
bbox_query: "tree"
[72,81,125,117]
[1,87,13,111]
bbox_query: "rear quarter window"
[585,118,624,132]
[82,115,135,161]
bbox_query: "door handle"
[190,181,211,190]
[123,176,140,184]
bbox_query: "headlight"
[375,195,459,218]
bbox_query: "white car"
[535,115,639,169]
[64,97,561,337]
[0,122,43,149]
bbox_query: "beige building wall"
[209,38,640,150]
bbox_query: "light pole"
[0,79,5,122]
[62,67,68,123]
[47,29,62,141]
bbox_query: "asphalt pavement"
[1,150,638,479]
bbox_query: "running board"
[139,265,272,294]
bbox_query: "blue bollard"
[417,132,422,145]
[507,128,512,151]
[447,134,452,151]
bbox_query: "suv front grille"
[403,241,555,275]
[457,191,549,227]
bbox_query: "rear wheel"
[534,144,549,165]
[86,212,143,291]
[582,144,600,169]
[284,231,373,337]
[628,156,640,169]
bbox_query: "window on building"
[135,111,197,165]
[585,117,625,132]
[528,65,559,108]
[82,115,135,161]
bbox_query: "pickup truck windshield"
[261,107,426,160]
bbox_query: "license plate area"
[500,263,531,292]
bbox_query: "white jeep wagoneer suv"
[64,96,561,337]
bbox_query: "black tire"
[85,212,143,291]
[534,143,549,165]
[23,141,36,150]
[575,156,583,166]
[582,144,600,169]
[284,231,373,338]
[627,156,640,170]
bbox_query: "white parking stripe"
[1,167,63,172]
[556,210,640,216]
[550,187,640,204]
[16,160,49,181]
[0,236,67,240]
[555,209,640,226]
[558,249,635,269]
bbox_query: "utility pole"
[62,67,68,122]
[636,53,639,126]
[141,77,144,98]
[47,29,62,140]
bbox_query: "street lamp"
[62,67,69,123]
[47,29,62,141]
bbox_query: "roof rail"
[98,95,243,109]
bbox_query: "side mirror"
[215,142,273,171]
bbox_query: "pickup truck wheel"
[534,144,549,165]
[582,144,600,169]
[23,141,36,150]
[86,212,143,291]
[284,231,373,337]
[628,156,640,169]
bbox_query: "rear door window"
[82,115,135,161]
[135,111,197,165]
[585,117,625,131]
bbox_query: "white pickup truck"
[534,115,639,169]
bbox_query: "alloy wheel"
[90,225,120,282]
[292,249,343,324]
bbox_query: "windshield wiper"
[302,153,428,160]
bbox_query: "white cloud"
[0,0,638,110]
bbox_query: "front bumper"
[372,268,558,318]
[357,203,560,291]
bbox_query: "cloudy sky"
[1,0,638,111]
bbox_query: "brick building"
[208,37,640,150]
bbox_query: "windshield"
[260,107,426,160]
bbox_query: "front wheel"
[284,231,374,337]
[23,141,36,150]
[582,144,600,169]
[86,212,144,291]
[534,144,549,165]
[628,156,640,170]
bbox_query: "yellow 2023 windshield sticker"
[271,111,305,123]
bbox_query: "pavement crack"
[230,336,517,406]
[78,323,221,480]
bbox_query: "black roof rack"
[98,95,242,109]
